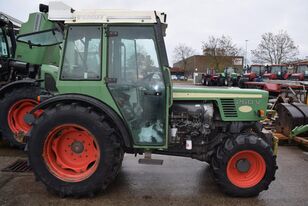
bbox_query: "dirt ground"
[0,141,307,206]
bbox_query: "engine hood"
[172,86,268,100]
[171,86,269,122]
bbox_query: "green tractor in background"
[22,2,277,198]
[218,67,240,86]
[0,11,61,148]
[0,12,22,86]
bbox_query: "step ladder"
[138,152,163,165]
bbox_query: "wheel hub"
[236,158,251,173]
[7,99,39,134]
[43,124,100,182]
[71,141,84,154]
[227,150,266,188]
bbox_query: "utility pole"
[245,40,248,67]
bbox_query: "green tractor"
[0,11,61,148]
[24,2,277,198]
[218,67,240,87]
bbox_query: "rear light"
[37,96,41,103]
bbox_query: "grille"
[1,159,32,173]
[220,99,238,117]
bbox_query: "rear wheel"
[211,133,277,197]
[28,103,123,197]
[0,86,40,148]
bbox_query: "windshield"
[270,66,280,74]
[17,29,63,46]
[297,65,308,73]
[250,66,264,75]
[226,67,235,74]
[270,66,287,74]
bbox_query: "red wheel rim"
[227,150,266,188]
[43,124,100,182]
[7,99,40,136]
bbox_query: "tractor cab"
[290,64,308,81]
[202,68,219,86]
[263,64,289,80]
[224,67,235,75]
[37,2,170,147]
[223,67,240,86]
[224,67,239,79]
[245,64,266,81]
[238,64,265,87]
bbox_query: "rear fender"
[26,94,133,149]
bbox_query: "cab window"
[61,26,101,80]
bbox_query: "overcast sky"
[1,0,308,65]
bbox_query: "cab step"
[138,152,163,165]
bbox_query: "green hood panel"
[172,86,268,122]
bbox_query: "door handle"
[143,90,162,96]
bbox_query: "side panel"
[172,87,268,121]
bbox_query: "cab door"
[106,25,168,147]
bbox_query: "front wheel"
[238,78,248,88]
[28,103,123,197]
[211,133,277,197]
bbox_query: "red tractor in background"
[289,63,308,81]
[239,64,266,88]
[202,68,219,86]
[263,64,291,80]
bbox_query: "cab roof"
[47,1,167,24]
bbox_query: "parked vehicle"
[202,68,219,86]
[263,65,290,80]
[0,11,61,148]
[218,67,240,86]
[239,65,266,88]
[289,63,308,81]
[25,2,277,198]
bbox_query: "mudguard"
[26,94,133,148]
[0,79,39,97]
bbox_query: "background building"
[173,55,244,78]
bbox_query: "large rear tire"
[211,133,277,197]
[0,86,40,148]
[28,103,124,197]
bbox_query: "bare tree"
[173,43,195,71]
[252,30,299,64]
[202,35,242,71]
